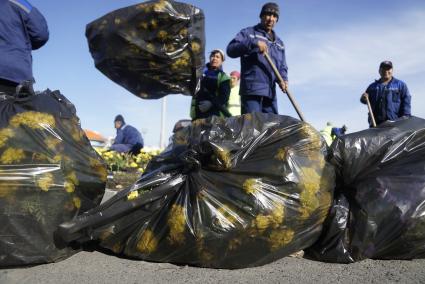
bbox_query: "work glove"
[198,100,213,113]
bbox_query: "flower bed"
[95,148,161,190]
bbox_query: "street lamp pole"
[159,97,167,148]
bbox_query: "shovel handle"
[364,94,377,127]
[263,52,306,122]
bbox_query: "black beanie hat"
[114,114,125,124]
[260,2,280,20]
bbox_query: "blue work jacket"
[364,77,411,125]
[114,124,144,148]
[0,0,49,84]
[226,24,288,99]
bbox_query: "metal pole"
[159,97,167,148]
[263,52,306,122]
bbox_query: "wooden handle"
[263,52,306,122]
[364,95,377,127]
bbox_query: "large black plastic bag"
[58,113,335,269]
[0,90,107,267]
[306,117,425,263]
[86,0,205,99]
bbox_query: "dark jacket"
[226,24,287,99]
[0,0,49,84]
[190,64,231,119]
[113,124,144,148]
[362,77,411,126]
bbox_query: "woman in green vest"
[190,49,231,120]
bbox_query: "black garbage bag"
[58,113,335,269]
[86,0,205,99]
[0,90,107,267]
[306,117,425,263]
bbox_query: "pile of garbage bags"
[0,90,107,266]
[58,113,335,268]
[307,117,425,263]
[86,0,205,99]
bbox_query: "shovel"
[364,94,377,127]
[263,52,306,122]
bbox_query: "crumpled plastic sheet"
[306,117,425,263]
[58,113,335,269]
[0,90,107,267]
[86,0,205,99]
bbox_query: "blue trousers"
[241,95,278,114]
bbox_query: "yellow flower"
[45,136,61,151]
[0,128,15,148]
[111,243,122,254]
[299,181,320,219]
[252,214,271,234]
[146,43,155,52]
[1,148,25,164]
[49,154,63,163]
[298,124,317,139]
[127,190,139,200]
[10,111,55,129]
[243,178,260,195]
[64,172,78,193]
[275,147,289,161]
[191,41,201,53]
[251,203,285,234]
[73,196,81,209]
[216,148,232,169]
[89,158,107,182]
[153,0,166,11]
[64,181,75,193]
[150,19,158,29]
[157,30,168,41]
[130,162,138,168]
[213,205,242,230]
[270,203,285,228]
[138,22,149,30]
[37,173,54,192]
[167,204,186,245]
[137,168,144,173]
[268,229,294,251]
[0,183,17,199]
[136,229,158,254]
[179,28,188,38]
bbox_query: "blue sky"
[30,0,425,147]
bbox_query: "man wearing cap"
[228,70,241,116]
[0,0,49,94]
[111,115,144,154]
[360,61,411,127]
[226,2,288,114]
[190,49,231,120]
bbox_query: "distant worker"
[228,71,241,116]
[331,125,347,140]
[190,49,231,120]
[111,115,144,155]
[360,61,411,127]
[226,2,288,114]
[320,122,333,146]
[0,0,49,94]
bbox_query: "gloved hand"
[198,100,213,113]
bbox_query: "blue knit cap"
[260,2,280,20]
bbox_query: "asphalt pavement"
[1,251,425,284]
